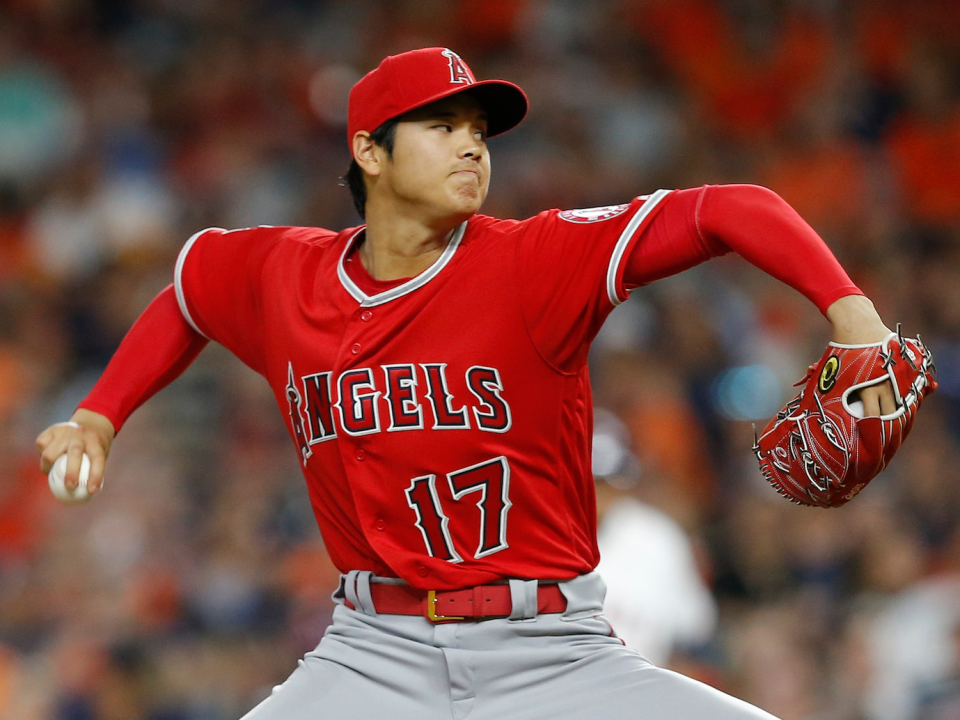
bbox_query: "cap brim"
[394,79,528,138]
[461,80,528,137]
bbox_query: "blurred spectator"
[593,408,717,666]
[0,53,82,187]
[916,623,960,720]
[885,45,960,228]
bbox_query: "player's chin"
[448,184,486,216]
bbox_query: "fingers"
[878,382,898,416]
[859,382,899,418]
[37,424,72,474]
[35,420,108,494]
[36,421,79,471]
[35,428,54,457]
[86,442,106,494]
[861,388,881,418]
[64,439,86,491]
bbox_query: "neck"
[360,203,466,281]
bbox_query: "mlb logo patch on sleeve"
[558,205,631,223]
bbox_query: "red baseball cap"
[347,47,528,150]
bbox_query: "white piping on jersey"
[605,189,672,307]
[337,222,468,307]
[174,227,224,339]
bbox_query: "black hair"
[341,118,399,219]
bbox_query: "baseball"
[48,453,95,504]
[847,398,865,418]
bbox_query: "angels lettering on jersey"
[286,361,512,465]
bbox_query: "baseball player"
[37,48,901,719]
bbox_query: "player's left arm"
[623,184,896,416]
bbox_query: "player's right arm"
[36,225,281,493]
[36,284,208,493]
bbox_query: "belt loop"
[558,572,606,620]
[343,570,361,610]
[331,574,347,605]
[344,570,378,616]
[508,578,539,621]
[356,570,377,615]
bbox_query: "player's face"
[382,94,490,223]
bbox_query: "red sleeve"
[623,185,862,314]
[516,191,672,371]
[175,226,285,374]
[77,285,208,432]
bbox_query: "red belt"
[344,582,567,623]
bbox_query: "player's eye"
[433,124,453,132]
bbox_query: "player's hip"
[323,569,623,648]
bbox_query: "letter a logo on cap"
[442,48,475,85]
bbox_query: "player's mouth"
[451,169,481,182]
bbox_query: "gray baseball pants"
[241,571,778,720]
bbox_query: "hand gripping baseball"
[754,326,937,507]
[36,409,115,499]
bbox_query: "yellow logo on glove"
[819,356,840,393]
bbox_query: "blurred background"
[1,0,960,718]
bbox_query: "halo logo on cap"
[442,49,475,85]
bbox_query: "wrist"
[71,408,116,453]
[826,295,891,344]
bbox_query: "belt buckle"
[426,590,465,623]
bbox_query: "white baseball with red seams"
[48,453,94,504]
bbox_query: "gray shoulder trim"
[174,227,224,339]
[605,189,672,306]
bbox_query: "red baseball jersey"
[174,190,671,589]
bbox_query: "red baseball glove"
[754,327,937,508]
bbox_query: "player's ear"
[353,132,382,178]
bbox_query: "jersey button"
[416,565,428,577]
[356,449,365,461]
[361,310,373,322]
[375,518,386,531]
[350,343,361,354]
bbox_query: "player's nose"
[458,145,484,164]
[454,129,483,159]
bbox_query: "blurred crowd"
[1,0,960,718]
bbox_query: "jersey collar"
[337,222,467,307]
